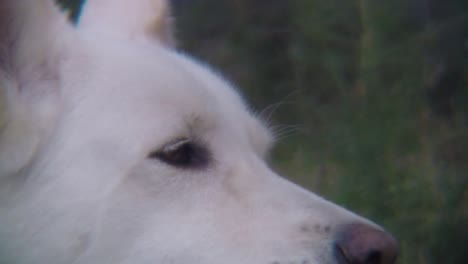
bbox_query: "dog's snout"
[334,223,398,264]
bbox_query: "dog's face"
[0,1,397,264]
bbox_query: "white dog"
[0,1,397,263]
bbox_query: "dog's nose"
[334,223,398,264]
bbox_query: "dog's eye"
[149,139,210,169]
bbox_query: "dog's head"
[0,1,397,263]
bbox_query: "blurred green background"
[59,0,468,263]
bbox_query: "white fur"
[0,1,378,263]
[79,0,174,45]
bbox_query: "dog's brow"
[184,114,215,135]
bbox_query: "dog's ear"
[0,0,72,176]
[0,0,72,108]
[79,0,175,47]
[0,0,72,93]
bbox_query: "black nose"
[334,223,398,264]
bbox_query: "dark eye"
[148,139,210,169]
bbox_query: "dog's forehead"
[67,40,218,113]
[64,36,272,150]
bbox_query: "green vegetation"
[56,1,468,263]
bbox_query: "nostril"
[365,250,381,264]
[334,223,398,264]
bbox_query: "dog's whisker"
[257,89,301,124]
[271,124,306,140]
